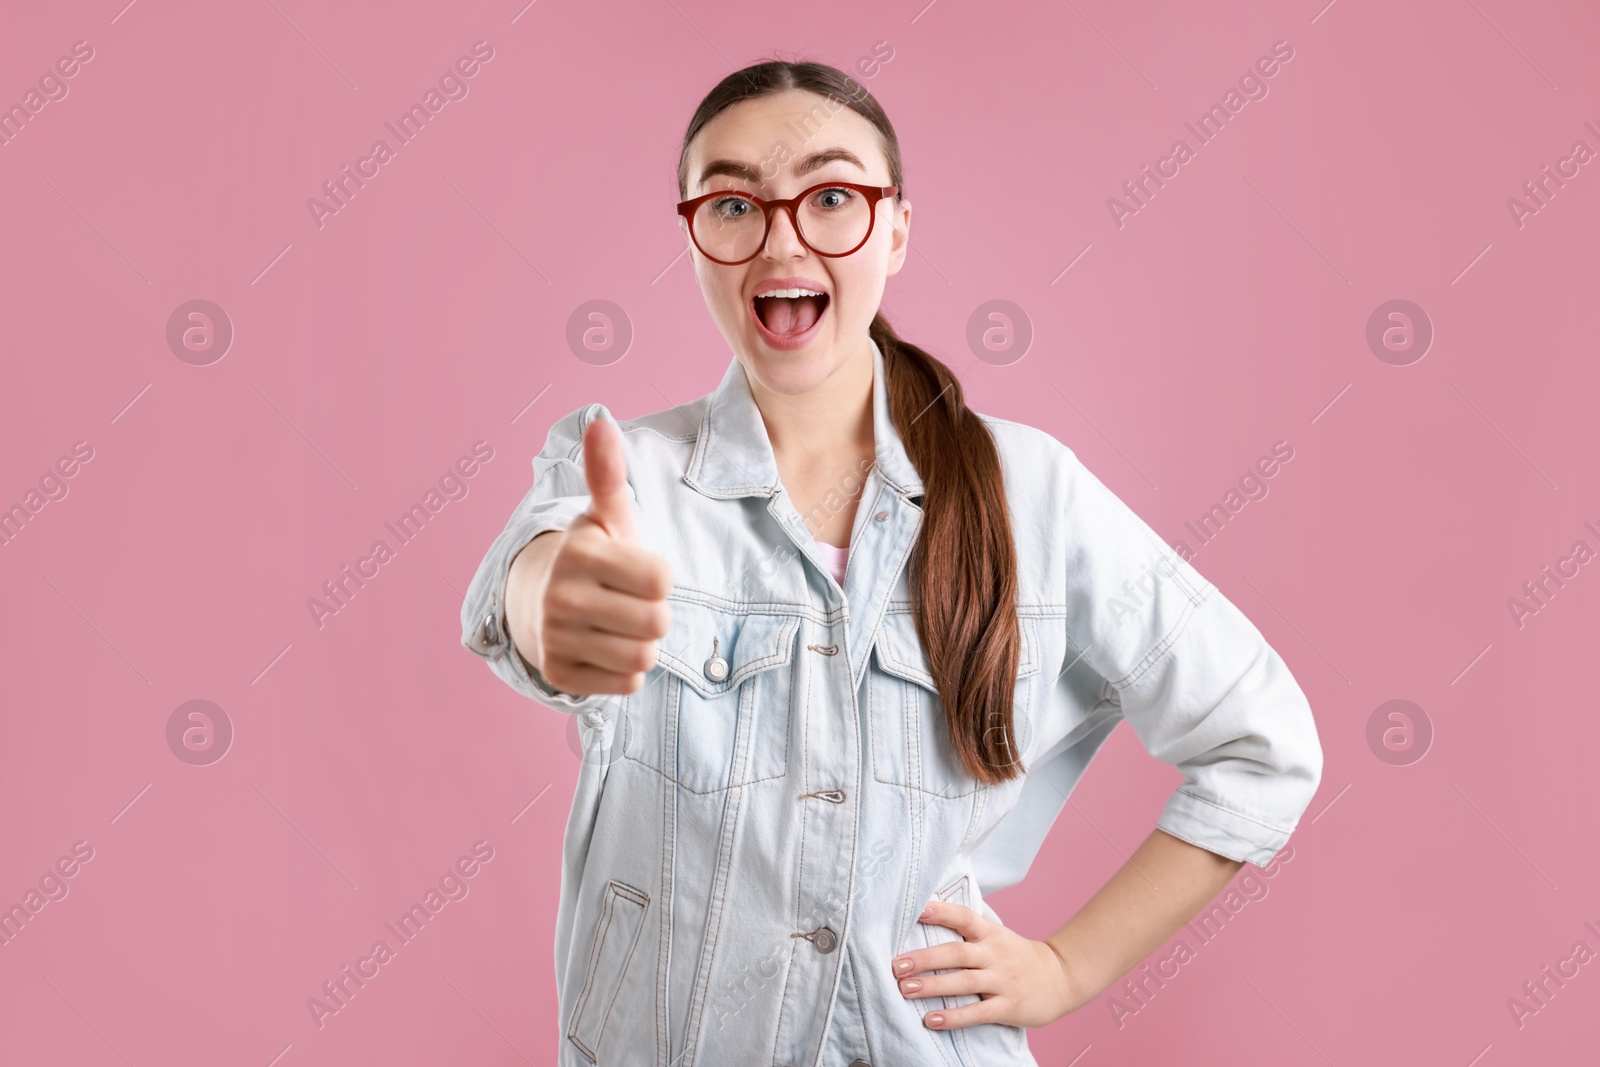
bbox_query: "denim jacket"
[459,338,1323,1067]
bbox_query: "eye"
[811,186,857,210]
[710,195,755,219]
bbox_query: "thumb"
[581,416,639,543]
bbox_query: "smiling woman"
[461,54,1322,1067]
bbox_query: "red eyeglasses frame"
[676,181,900,265]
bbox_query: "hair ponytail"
[871,313,1022,785]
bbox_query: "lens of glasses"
[692,186,873,261]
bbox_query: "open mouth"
[751,290,830,347]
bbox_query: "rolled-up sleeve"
[459,402,631,715]
[1058,444,1323,867]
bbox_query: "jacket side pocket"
[566,879,650,1063]
[921,875,978,1014]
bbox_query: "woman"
[460,59,1323,1066]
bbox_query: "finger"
[560,527,674,601]
[580,417,639,544]
[539,659,648,697]
[545,626,661,677]
[893,939,980,978]
[919,900,991,941]
[897,963,988,1000]
[546,573,672,641]
[923,995,1008,1031]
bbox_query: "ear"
[885,197,912,278]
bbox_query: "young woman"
[460,59,1323,1067]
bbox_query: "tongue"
[761,295,824,336]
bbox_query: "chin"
[739,340,835,394]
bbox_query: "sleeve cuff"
[459,501,616,716]
[1155,787,1294,867]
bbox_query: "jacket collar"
[683,335,925,500]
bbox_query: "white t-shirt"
[813,537,848,587]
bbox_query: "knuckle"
[543,583,577,619]
[567,533,604,567]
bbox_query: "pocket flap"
[873,612,1039,692]
[653,599,801,700]
[936,873,971,907]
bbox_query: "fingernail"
[919,902,934,919]
[894,957,912,974]
[900,978,922,993]
[927,1012,944,1027]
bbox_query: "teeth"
[756,287,826,299]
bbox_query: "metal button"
[703,655,729,683]
[812,926,837,954]
[849,1060,871,1067]
[481,611,502,647]
[874,510,888,521]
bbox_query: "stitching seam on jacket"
[1113,581,1217,689]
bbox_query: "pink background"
[3,0,1597,1063]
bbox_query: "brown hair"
[677,59,1023,785]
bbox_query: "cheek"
[694,263,744,315]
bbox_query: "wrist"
[1043,930,1103,1016]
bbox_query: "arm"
[892,436,1320,1031]
[1043,828,1242,1011]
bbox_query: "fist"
[538,417,674,695]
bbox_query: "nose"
[761,204,807,260]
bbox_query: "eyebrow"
[696,147,868,189]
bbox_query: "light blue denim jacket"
[459,338,1323,1067]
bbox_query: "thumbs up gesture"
[517,417,674,696]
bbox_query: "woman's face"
[680,89,911,397]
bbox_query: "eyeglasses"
[676,181,900,265]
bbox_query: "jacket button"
[874,510,888,521]
[703,655,730,682]
[481,611,502,647]
[812,926,837,953]
[849,1060,872,1067]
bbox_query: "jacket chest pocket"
[623,599,801,794]
[869,611,1039,797]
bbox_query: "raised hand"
[515,417,674,695]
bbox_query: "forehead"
[687,89,885,188]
